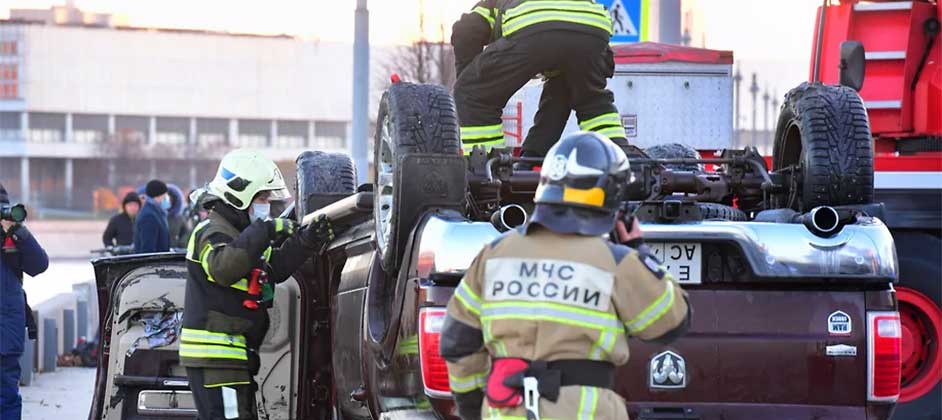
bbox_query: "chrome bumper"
[415,214,897,281]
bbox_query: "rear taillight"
[868,311,901,402]
[418,307,451,397]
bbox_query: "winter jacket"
[102,213,135,246]
[134,198,170,253]
[0,225,49,355]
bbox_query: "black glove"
[265,218,298,243]
[301,214,334,249]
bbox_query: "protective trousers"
[454,30,627,156]
[1,354,22,420]
[187,368,258,420]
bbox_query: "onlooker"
[102,191,140,247]
[134,179,171,253]
[0,182,49,420]
[166,185,188,249]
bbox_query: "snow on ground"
[21,367,97,420]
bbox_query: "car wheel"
[295,150,357,220]
[773,82,874,211]
[373,82,465,273]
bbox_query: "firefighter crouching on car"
[440,132,691,420]
[452,0,637,160]
[180,149,334,420]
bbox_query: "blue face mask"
[160,198,171,211]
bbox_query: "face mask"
[251,202,271,222]
[160,198,171,211]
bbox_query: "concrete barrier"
[41,318,57,373]
[19,338,34,386]
[26,279,99,379]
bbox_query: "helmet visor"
[263,186,292,202]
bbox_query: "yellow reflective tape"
[482,301,622,332]
[199,243,215,282]
[449,372,487,393]
[180,328,246,348]
[579,113,621,131]
[503,12,613,37]
[472,6,495,28]
[625,281,675,334]
[461,124,504,140]
[263,246,272,262]
[594,126,627,140]
[179,343,248,361]
[454,281,482,316]
[275,218,283,232]
[231,278,249,292]
[204,381,251,389]
[503,1,608,21]
[397,335,419,355]
[577,386,599,420]
[186,219,212,261]
[562,186,605,207]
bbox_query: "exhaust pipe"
[491,204,528,232]
[801,206,842,237]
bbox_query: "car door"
[88,253,302,420]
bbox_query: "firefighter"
[440,132,691,420]
[180,149,334,420]
[452,0,634,160]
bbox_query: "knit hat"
[122,191,140,208]
[145,180,168,198]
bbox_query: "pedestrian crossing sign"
[597,0,646,43]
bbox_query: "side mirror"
[839,41,865,91]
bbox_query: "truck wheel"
[374,83,463,273]
[891,231,941,420]
[773,82,874,210]
[295,151,357,220]
[697,202,747,221]
[645,143,703,172]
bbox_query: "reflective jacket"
[452,0,613,76]
[440,224,690,420]
[179,205,314,387]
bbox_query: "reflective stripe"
[204,381,251,389]
[274,218,283,232]
[263,246,272,261]
[472,6,496,28]
[593,126,627,140]
[589,330,615,361]
[181,328,247,348]
[186,219,212,262]
[179,343,248,361]
[577,386,599,420]
[482,326,509,357]
[200,243,216,280]
[503,11,612,37]
[454,281,482,316]
[230,278,249,292]
[397,335,419,355]
[579,113,621,131]
[625,281,675,334]
[503,0,608,21]
[481,301,622,332]
[461,124,504,140]
[449,372,487,393]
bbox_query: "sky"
[2,0,824,130]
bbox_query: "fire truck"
[505,1,940,418]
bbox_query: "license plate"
[648,242,702,284]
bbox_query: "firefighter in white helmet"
[440,132,691,420]
[180,149,334,419]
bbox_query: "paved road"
[21,367,97,420]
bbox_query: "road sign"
[597,0,646,43]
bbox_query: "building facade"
[0,19,359,211]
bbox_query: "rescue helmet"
[208,149,291,210]
[530,131,630,235]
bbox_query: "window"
[0,41,17,56]
[0,64,19,100]
[313,121,348,150]
[73,130,104,144]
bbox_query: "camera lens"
[8,204,27,223]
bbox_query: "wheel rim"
[375,115,395,256]
[897,286,942,403]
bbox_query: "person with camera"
[180,150,334,419]
[0,182,49,420]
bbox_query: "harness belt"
[487,358,615,407]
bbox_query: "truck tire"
[773,82,874,210]
[697,202,747,221]
[295,151,357,220]
[645,143,703,172]
[374,83,463,273]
